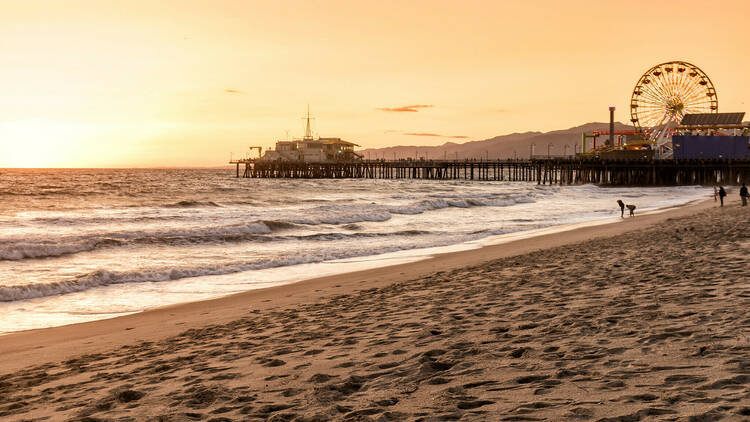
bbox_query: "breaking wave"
[0,194,534,261]
[0,224,437,261]
[164,200,222,208]
[0,233,452,302]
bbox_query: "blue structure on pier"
[673,112,750,159]
[672,135,750,159]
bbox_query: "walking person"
[740,183,749,207]
[617,199,625,218]
[718,186,727,207]
[713,185,718,202]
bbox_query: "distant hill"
[361,122,635,160]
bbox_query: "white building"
[259,108,362,162]
[261,137,361,162]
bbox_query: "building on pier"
[672,112,750,159]
[261,138,361,162]
[258,107,363,163]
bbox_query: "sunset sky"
[1,0,749,167]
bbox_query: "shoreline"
[0,194,707,335]
[0,196,715,374]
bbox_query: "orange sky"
[1,0,749,167]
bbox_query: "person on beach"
[713,185,718,202]
[626,204,636,216]
[617,199,625,218]
[741,183,749,206]
[718,186,727,207]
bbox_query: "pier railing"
[230,158,750,185]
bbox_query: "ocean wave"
[23,214,192,226]
[0,222,273,261]
[288,210,393,225]
[289,195,533,224]
[0,255,353,302]
[0,189,103,197]
[0,193,536,260]
[0,232,454,302]
[0,224,436,261]
[164,200,222,208]
[386,196,532,214]
[261,220,299,231]
[279,230,432,242]
[0,238,127,261]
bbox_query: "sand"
[1,198,749,421]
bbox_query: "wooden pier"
[230,158,750,185]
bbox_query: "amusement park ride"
[583,60,722,159]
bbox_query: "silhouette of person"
[718,186,727,207]
[617,199,625,218]
[740,183,749,207]
[626,204,636,216]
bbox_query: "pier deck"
[230,159,750,185]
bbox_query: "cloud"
[376,104,433,112]
[403,132,468,139]
[224,89,241,94]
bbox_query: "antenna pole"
[304,104,314,140]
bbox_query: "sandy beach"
[2,198,749,421]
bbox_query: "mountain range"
[360,122,635,160]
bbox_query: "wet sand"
[1,198,749,421]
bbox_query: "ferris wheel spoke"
[640,103,666,112]
[639,103,666,112]
[685,107,706,114]
[639,107,664,118]
[684,95,712,111]
[638,98,667,111]
[638,94,666,107]
[655,70,678,99]
[639,109,668,127]
[639,115,664,127]
[682,87,705,103]
[673,65,701,104]
[640,88,668,106]
[639,109,665,121]
[639,107,667,120]
[676,66,694,97]
[640,75,671,103]
[662,70,678,98]
[681,77,707,103]
[663,74,681,102]
[686,69,714,103]
[652,79,676,105]
[685,94,712,107]
[634,92,665,113]
[645,77,670,101]
[668,65,687,97]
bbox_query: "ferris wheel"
[630,61,718,143]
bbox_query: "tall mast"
[303,104,314,140]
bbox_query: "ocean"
[0,168,708,333]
